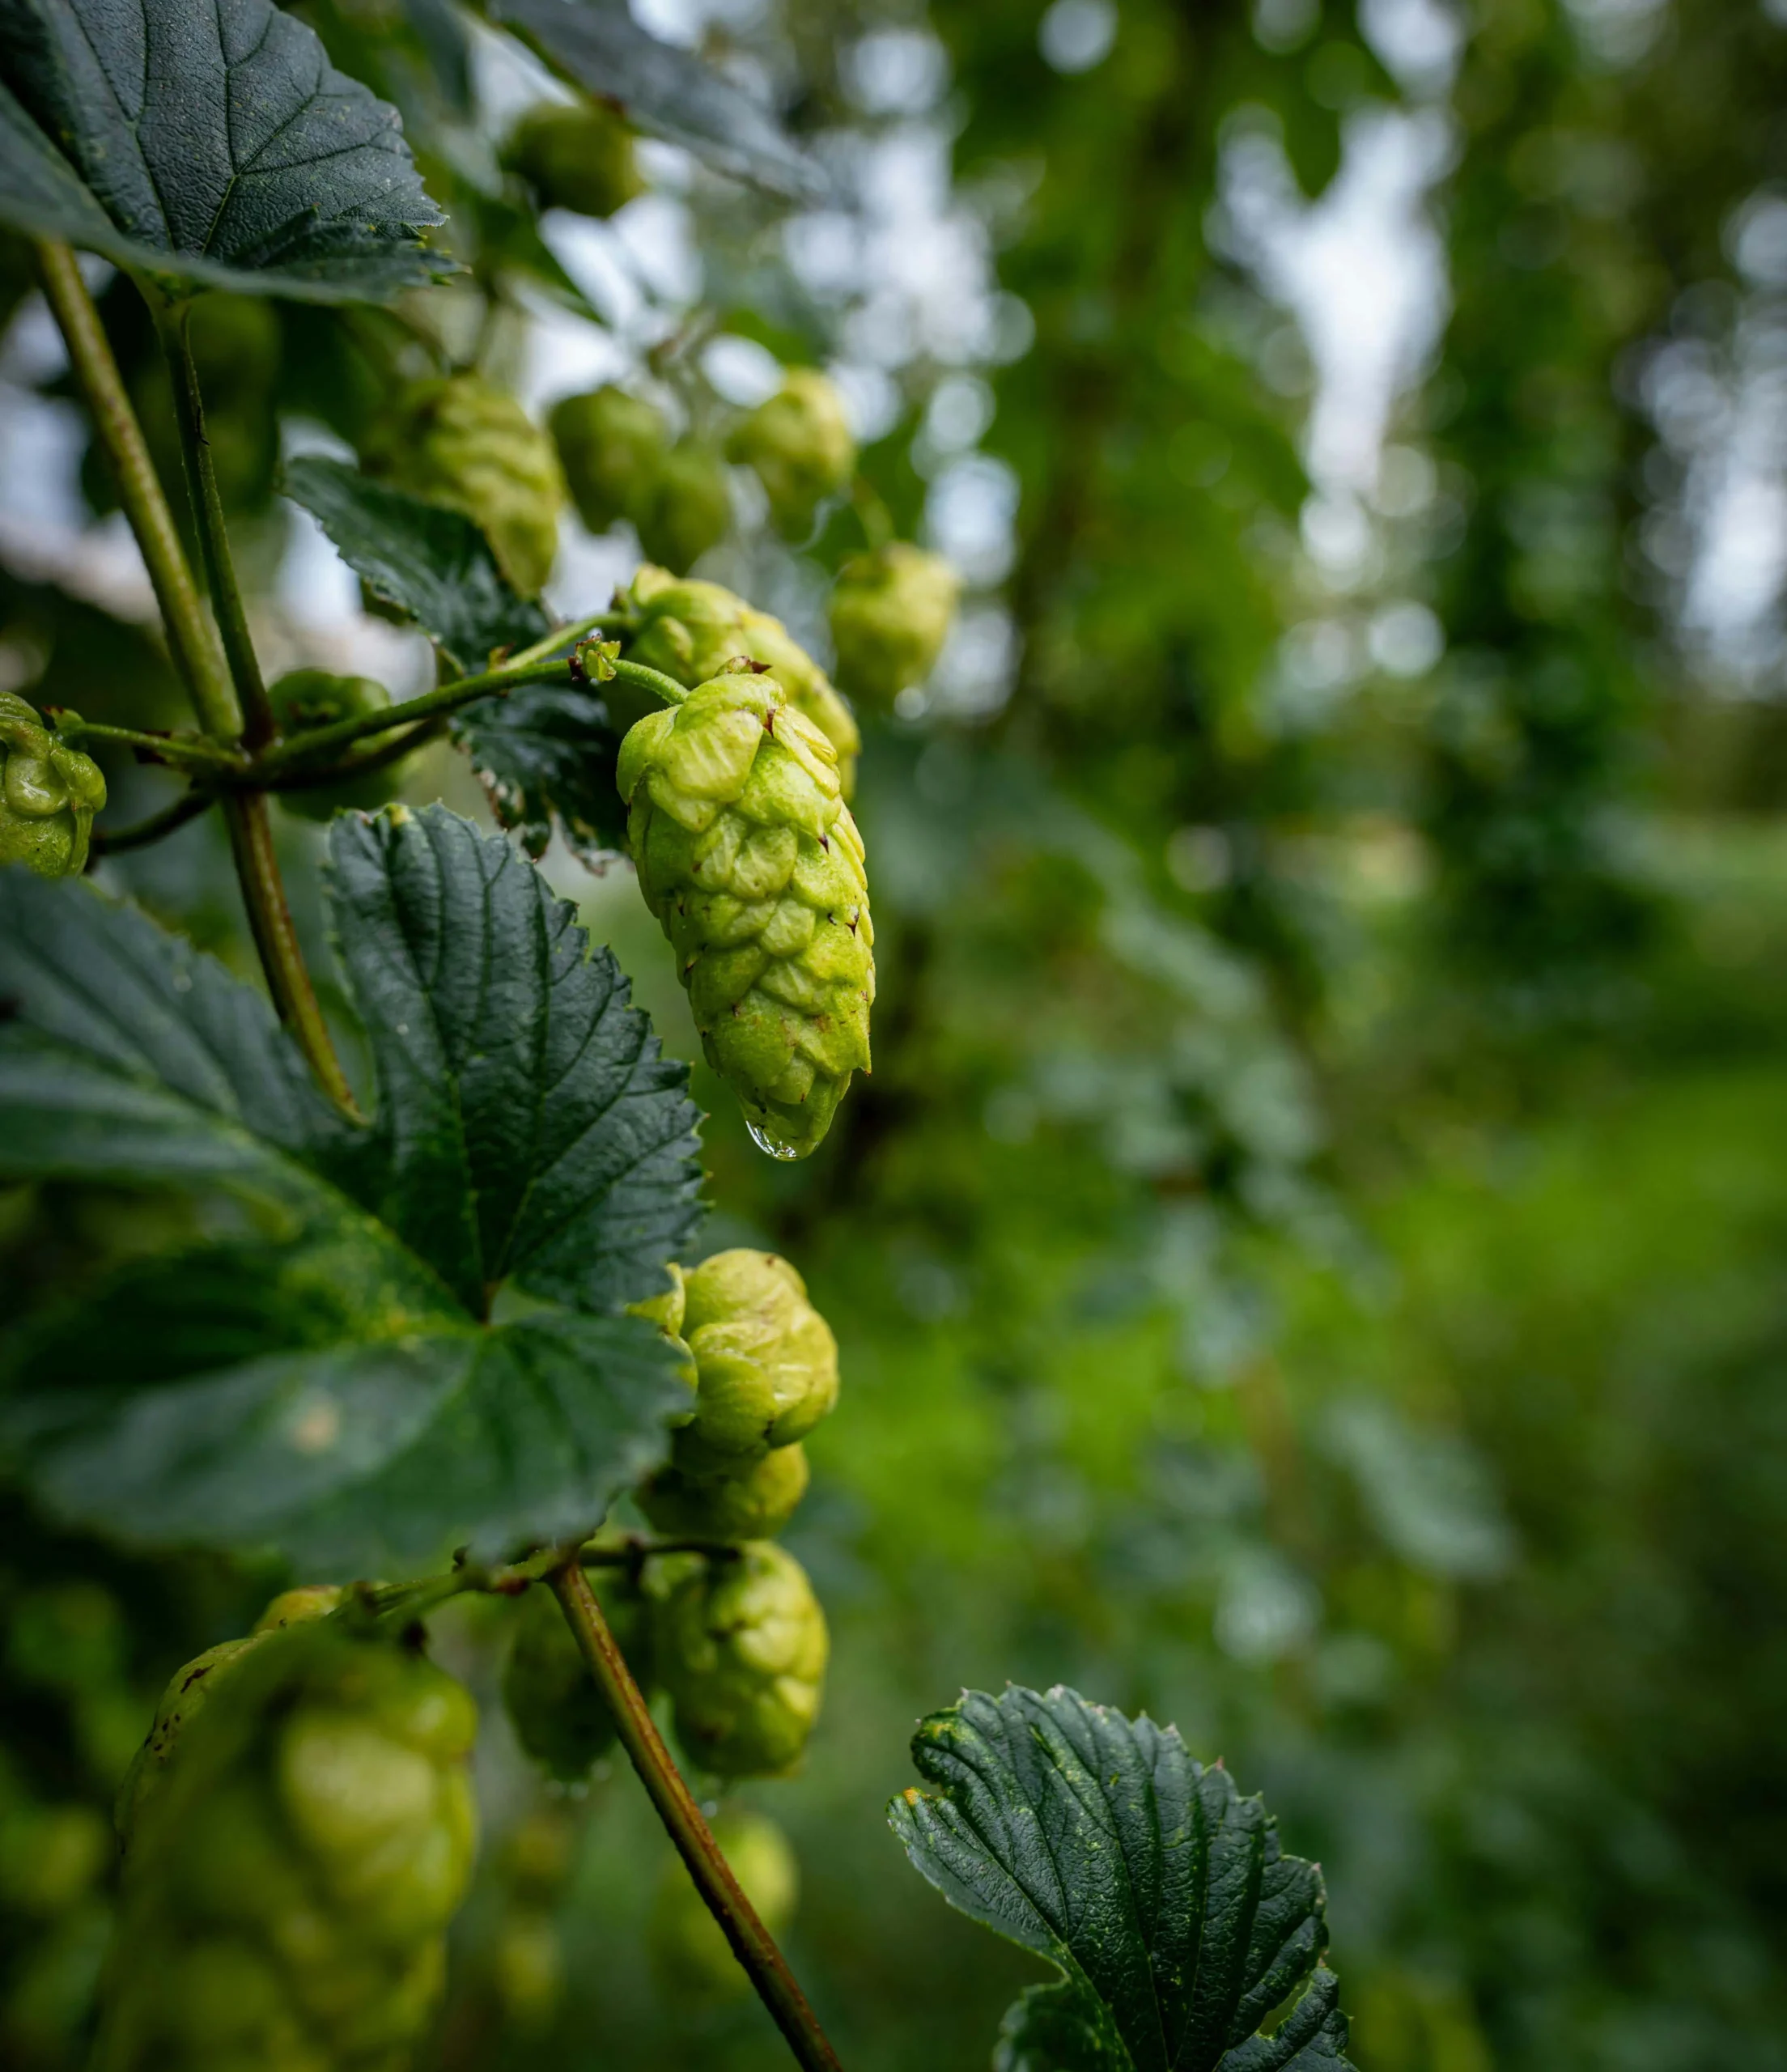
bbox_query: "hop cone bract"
[656,1543,827,1776]
[96,1625,477,2072]
[0,695,105,878]
[617,673,873,1157]
[620,565,861,792]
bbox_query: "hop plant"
[636,441,732,573]
[550,386,669,534]
[829,544,961,708]
[362,375,564,597]
[617,674,874,1157]
[0,694,105,878]
[727,369,856,537]
[642,1443,811,1542]
[96,1624,478,2072]
[268,671,406,822]
[501,100,643,219]
[501,1573,654,1782]
[656,1544,827,1777]
[649,1810,798,1999]
[619,564,862,792]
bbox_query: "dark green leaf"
[281,456,550,672]
[889,1686,1354,2072]
[451,681,628,867]
[0,808,704,1568]
[484,0,826,202]
[0,0,446,300]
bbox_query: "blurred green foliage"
[6,0,1787,2066]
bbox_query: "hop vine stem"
[548,1560,846,2072]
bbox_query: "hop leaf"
[830,544,961,709]
[617,673,875,1158]
[621,564,861,792]
[0,694,105,879]
[728,370,856,538]
[656,1543,827,1777]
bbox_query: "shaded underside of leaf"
[451,681,629,866]
[889,1685,1353,2072]
[0,0,445,299]
[282,456,550,672]
[483,0,825,202]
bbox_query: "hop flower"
[96,1625,478,2071]
[636,442,733,573]
[617,673,873,1157]
[550,386,669,534]
[829,544,961,707]
[501,1572,655,1781]
[656,1543,827,1776]
[501,100,643,219]
[363,375,565,597]
[641,1442,811,1541]
[619,564,860,791]
[0,694,105,879]
[649,1811,798,1998]
[727,370,856,537]
[269,670,407,822]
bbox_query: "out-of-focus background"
[6,0,1787,2066]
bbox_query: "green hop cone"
[641,1442,811,1541]
[551,385,669,533]
[727,369,856,538]
[0,695,105,878]
[829,543,961,708]
[501,100,643,219]
[636,442,733,573]
[619,564,862,793]
[656,1543,827,1777]
[96,1624,478,2072]
[501,1574,655,1782]
[363,375,564,597]
[617,676,874,1157]
[648,1810,797,2000]
[269,671,405,822]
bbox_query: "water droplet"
[745,1118,808,1161]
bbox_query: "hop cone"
[0,695,104,878]
[363,375,564,597]
[656,1543,827,1777]
[620,564,861,792]
[727,370,855,537]
[501,1573,654,1781]
[501,100,643,218]
[641,1443,810,1541]
[617,673,873,1157]
[96,1625,477,2072]
[636,442,732,573]
[829,544,961,707]
[551,386,669,533]
[649,1811,797,1998]
[269,670,406,822]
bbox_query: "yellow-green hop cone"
[617,676,874,1157]
[363,375,564,596]
[636,441,732,572]
[643,1441,811,1541]
[649,1810,797,2000]
[657,1543,826,1777]
[665,1250,838,1473]
[269,671,406,822]
[95,1625,477,2072]
[551,385,669,533]
[619,564,861,792]
[501,100,643,219]
[727,369,856,537]
[0,695,104,878]
[501,1574,655,1781]
[829,543,961,707]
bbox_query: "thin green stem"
[154,294,276,749]
[506,608,636,672]
[32,241,238,738]
[258,721,442,793]
[608,657,690,708]
[549,1561,844,2072]
[57,720,243,771]
[89,788,215,857]
[253,659,570,779]
[850,477,894,554]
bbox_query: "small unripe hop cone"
[727,369,856,539]
[0,694,105,878]
[617,670,874,1158]
[829,544,961,709]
